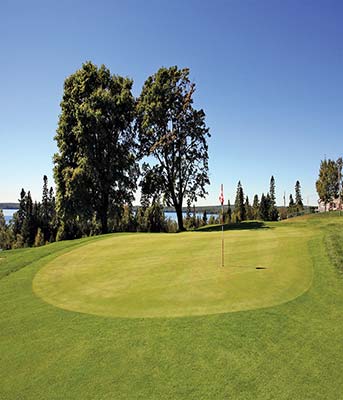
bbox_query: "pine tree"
[12,189,26,237]
[259,193,269,221]
[269,176,279,221]
[41,175,50,241]
[48,187,57,242]
[288,194,295,214]
[21,191,35,246]
[234,181,245,222]
[0,210,12,250]
[295,180,304,211]
[227,199,232,223]
[252,194,260,219]
[245,196,253,220]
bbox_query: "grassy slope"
[0,214,343,399]
[33,224,313,318]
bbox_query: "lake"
[0,209,218,224]
[2,209,18,224]
[164,211,218,221]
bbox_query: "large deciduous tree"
[54,62,137,238]
[316,159,339,211]
[136,66,210,231]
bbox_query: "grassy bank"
[1,214,343,399]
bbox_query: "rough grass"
[1,214,343,399]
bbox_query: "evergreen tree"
[288,194,295,214]
[295,180,304,211]
[245,196,253,220]
[227,199,232,223]
[41,175,50,242]
[21,191,35,247]
[0,210,13,250]
[234,181,245,222]
[268,176,279,221]
[48,187,57,242]
[12,189,26,237]
[252,194,260,219]
[259,193,269,221]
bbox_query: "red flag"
[219,184,224,205]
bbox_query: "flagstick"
[221,200,224,267]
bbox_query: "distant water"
[0,209,218,224]
[2,209,17,224]
[164,211,218,221]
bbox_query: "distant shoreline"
[0,203,19,210]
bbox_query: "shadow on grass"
[196,221,269,232]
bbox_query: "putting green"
[33,224,313,318]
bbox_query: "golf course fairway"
[2,213,343,399]
[33,223,313,317]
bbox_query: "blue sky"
[0,0,342,206]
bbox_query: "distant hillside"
[0,203,19,209]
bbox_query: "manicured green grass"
[1,213,343,399]
[33,224,313,317]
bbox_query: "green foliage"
[34,228,45,247]
[252,194,260,219]
[226,199,232,223]
[233,181,245,222]
[259,193,269,221]
[121,204,136,232]
[135,207,146,232]
[54,61,138,236]
[136,66,210,231]
[143,200,165,233]
[316,158,339,209]
[295,180,304,210]
[268,176,279,221]
[245,196,253,220]
[0,210,13,250]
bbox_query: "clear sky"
[1,0,342,206]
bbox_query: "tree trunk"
[175,204,185,231]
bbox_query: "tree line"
[220,177,304,224]
[0,61,310,250]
